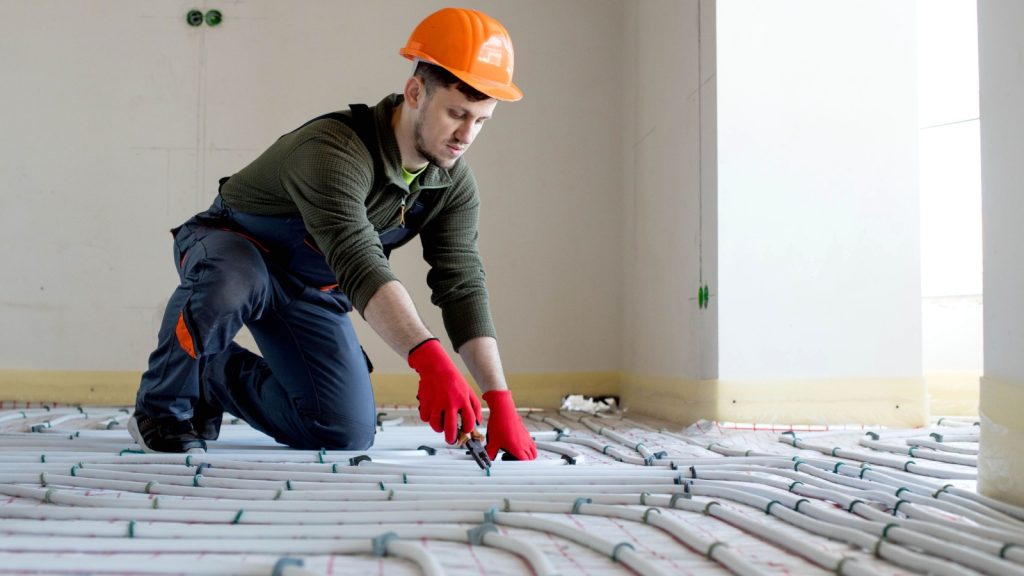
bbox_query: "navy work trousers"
[135,198,376,450]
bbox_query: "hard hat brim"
[401,49,523,102]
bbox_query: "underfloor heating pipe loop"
[27,410,127,433]
[491,509,674,576]
[0,554,323,575]
[856,508,1024,564]
[794,499,992,575]
[793,459,925,495]
[676,476,1018,575]
[639,495,773,576]
[532,440,584,464]
[2,479,761,573]
[942,486,1024,523]
[563,412,668,464]
[697,499,870,575]
[682,463,1024,564]
[502,497,756,574]
[525,411,572,436]
[831,461,951,494]
[859,437,979,467]
[558,435,672,467]
[896,487,1024,532]
[0,514,569,573]
[1,408,1012,575]
[797,498,1019,574]
[904,437,979,455]
[579,499,770,576]
[372,532,447,576]
[6,479,770,573]
[466,521,559,576]
[803,487,1024,548]
[779,433,978,480]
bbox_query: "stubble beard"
[414,115,454,170]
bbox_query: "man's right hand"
[408,338,483,444]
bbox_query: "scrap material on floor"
[0,402,1021,576]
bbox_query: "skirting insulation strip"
[0,402,1021,575]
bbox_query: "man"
[128,7,537,462]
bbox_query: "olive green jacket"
[220,94,494,349]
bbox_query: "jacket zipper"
[399,189,410,228]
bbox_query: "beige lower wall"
[926,373,980,417]
[0,370,140,406]
[979,377,1024,507]
[371,372,621,410]
[622,374,929,427]
[619,374,715,425]
[1,370,936,428]
[0,370,621,411]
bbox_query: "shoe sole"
[128,415,206,454]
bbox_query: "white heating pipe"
[0,553,322,575]
[778,434,977,479]
[9,471,999,573]
[859,437,978,467]
[904,438,978,455]
[491,510,673,576]
[2,409,1010,576]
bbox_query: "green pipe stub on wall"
[186,9,223,27]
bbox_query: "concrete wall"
[619,0,717,422]
[977,0,1024,507]
[0,0,626,404]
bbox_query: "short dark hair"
[414,61,492,102]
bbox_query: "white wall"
[917,0,983,375]
[622,0,716,380]
[0,1,625,376]
[977,0,1024,506]
[717,0,921,380]
[978,3,1024,382]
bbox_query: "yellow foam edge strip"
[0,369,965,428]
[0,370,621,411]
[621,374,932,428]
[979,376,1024,507]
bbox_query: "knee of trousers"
[302,415,376,451]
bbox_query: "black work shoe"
[128,413,207,453]
[191,404,223,441]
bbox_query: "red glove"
[408,338,483,444]
[482,390,537,461]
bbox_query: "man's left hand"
[482,390,537,461]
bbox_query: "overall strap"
[219,104,386,194]
[294,104,385,193]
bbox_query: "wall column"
[978,0,1024,507]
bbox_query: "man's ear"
[404,76,425,110]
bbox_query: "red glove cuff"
[407,338,446,371]
[482,389,513,408]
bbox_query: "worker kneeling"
[129,7,538,463]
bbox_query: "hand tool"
[457,428,491,470]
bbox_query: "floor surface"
[0,401,1015,576]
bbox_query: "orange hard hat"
[400,7,522,102]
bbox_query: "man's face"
[414,85,497,169]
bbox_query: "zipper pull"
[399,199,406,228]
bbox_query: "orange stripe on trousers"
[175,311,197,359]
